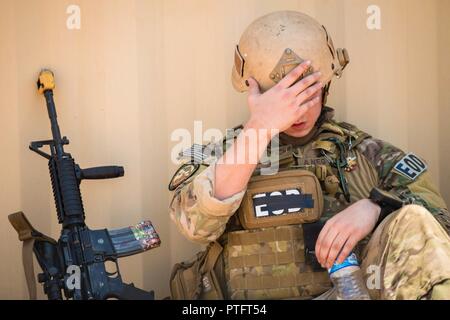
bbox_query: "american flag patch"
[178,144,207,164]
[178,143,225,164]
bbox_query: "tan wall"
[0,0,448,299]
[438,0,450,205]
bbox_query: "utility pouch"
[170,242,226,300]
[238,170,324,230]
[303,221,327,272]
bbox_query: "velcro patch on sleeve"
[177,144,208,163]
[168,163,200,191]
[393,153,427,181]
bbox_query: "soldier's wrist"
[365,198,382,222]
[244,118,279,141]
[369,188,404,229]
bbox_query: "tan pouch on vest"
[226,225,332,300]
[238,170,324,230]
[170,242,226,300]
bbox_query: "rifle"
[8,70,160,300]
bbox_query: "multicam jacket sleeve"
[169,161,246,244]
[357,138,450,233]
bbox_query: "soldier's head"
[232,11,349,137]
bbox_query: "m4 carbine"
[8,70,160,300]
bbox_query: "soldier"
[168,11,450,300]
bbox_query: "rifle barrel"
[43,90,64,157]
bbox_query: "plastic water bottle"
[328,253,371,300]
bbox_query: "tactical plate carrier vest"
[170,118,375,300]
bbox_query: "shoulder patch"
[168,163,200,191]
[392,153,427,181]
[177,143,209,163]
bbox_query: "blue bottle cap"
[328,253,359,274]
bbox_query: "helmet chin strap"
[322,81,332,106]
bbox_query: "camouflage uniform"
[169,108,450,300]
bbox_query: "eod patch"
[252,189,314,218]
[393,153,427,181]
[237,170,323,230]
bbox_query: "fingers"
[247,77,261,97]
[295,82,322,107]
[335,237,358,265]
[289,72,322,97]
[315,221,331,259]
[316,223,339,268]
[295,95,321,118]
[324,233,350,269]
[276,60,312,89]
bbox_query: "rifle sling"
[8,211,56,300]
[22,239,37,300]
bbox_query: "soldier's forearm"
[214,119,274,200]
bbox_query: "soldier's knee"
[396,204,433,223]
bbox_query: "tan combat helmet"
[232,11,349,102]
